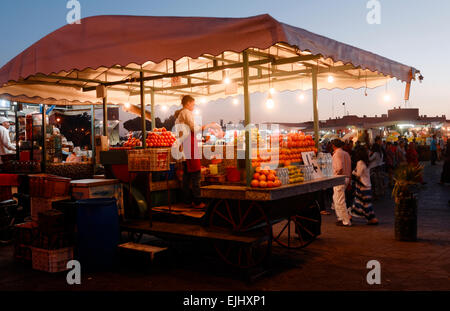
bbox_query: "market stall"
[0,14,420,271]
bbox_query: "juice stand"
[0,15,421,271]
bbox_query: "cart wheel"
[209,199,272,269]
[272,200,321,249]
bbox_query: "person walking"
[385,142,396,187]
[369,142,385,199]
[396,140,407,165]
[350,147,379,225]
[406,141,424,184]
[430,135,438,165]
[331,139,352,227]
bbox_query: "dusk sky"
[0,0,449,124]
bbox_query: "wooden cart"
[121,175,345,269]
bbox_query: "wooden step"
[118,242,168,260]
[121,220,269,245]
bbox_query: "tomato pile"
[123,136,142,147]
[146,128,177,147]
[250,166,282,188]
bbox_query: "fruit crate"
[31,196,71,221]
[31,247,74,273]
[14,222,39,245]
[13,222,39,264]
[14,244,32,264]
[38,209,65,235]
[29,174,71,198]
[128,148,170,172]
[33,231,74,250]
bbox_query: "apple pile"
[146,128,177,147]
[250,166,282,188]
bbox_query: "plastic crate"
[14,244,32,264]
[31,247,74,273]
[38,209,65,235]
[128,148,170,172]
[33,231,73,250]
[31,196,70,221]
[14,222,39,246]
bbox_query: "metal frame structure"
[5,44,406,185]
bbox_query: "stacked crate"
[29,174,71,221]
[28,174,74,272]
[13,222,39,264]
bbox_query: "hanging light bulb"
[269,87,276,95]
[233,98,239,105]
[161,105,168,111]
[124,102,131,109]
[328,75,334,83]
[200,97,207,104]
[194,108,201,115]
[266,94,275,109]
[223,77,231,85]
[298,93,305,101]
[383,94,391,102]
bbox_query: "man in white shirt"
[0,116,16,165]
[331,139,352,227]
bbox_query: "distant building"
[268,107,449,133]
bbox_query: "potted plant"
[392,164,423,241]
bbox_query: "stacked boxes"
[28,174,74,272]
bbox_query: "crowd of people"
[322,134,450,227]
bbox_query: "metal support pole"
[243,50,252,187]
[140,71,147,147]
[312,66,319,148]
[102,95,108,137]
[41,104,46,173]
[14,103,19,161]
[150,89,155,130]
[91,105,96,172]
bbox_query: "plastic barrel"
[76,198,119,271]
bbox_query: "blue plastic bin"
[76,198,119,271]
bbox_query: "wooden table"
[201,176,346,201]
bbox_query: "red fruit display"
[145,128,177,147]
[123,136,142,147]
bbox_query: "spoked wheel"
[272,200,321,249]
[209,199,272,269]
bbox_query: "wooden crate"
[31,247,74,273]
[31,196,71,221]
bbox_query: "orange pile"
[250,166,282,188]
[251,133,318,168]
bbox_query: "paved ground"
[0,162,449,291]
